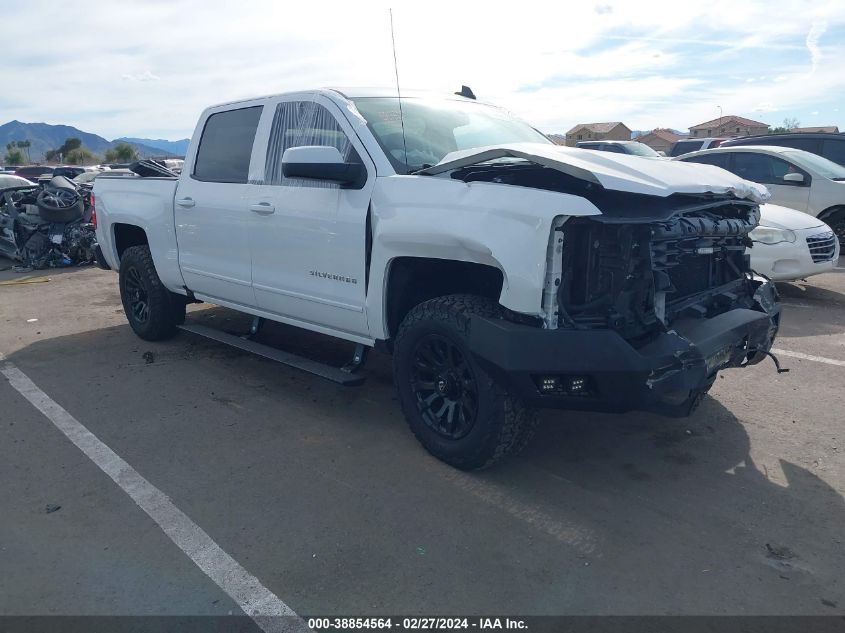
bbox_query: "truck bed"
[94,175,183,290]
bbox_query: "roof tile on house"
[790,126,840,133]
[689,115,768,129]
[566,121,625,135]
[639,129,686,142]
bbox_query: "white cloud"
[806,19,827,74]
[0,0,843,138]
[122,70,160,82]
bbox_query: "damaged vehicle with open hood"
[93,88,782,470]
[1,174,97,270]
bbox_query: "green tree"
[4,143,25,165]
[14,140,31,162]
[104,142,138,163]
[45,138,88,164]
[59,137,82,154]
[65,147,95,165]
[770,117,801,134]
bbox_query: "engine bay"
[558,202,761,341]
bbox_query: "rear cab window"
[193,106,263,183]
[601,144,625,153]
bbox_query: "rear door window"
[822,139,845,166]
[193,106,263,183]
[670,140,703,157]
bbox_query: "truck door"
[247,96,375,339]
[174,103,264,307]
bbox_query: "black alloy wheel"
[393,295,538,470]
[124,264,150,324]
[118,245,184,341]
[410,333,478,440]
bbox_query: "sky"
[2,0,844,141]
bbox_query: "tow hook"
[761,350,790,374]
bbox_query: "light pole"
[718,105,723,134]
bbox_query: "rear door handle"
[249,202,275,215]
[175,197,195,208]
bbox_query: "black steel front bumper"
[467,286,781,417]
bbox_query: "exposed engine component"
[0,176,97,270]
[558,201,760,340]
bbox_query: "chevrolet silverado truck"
[94,88,782,470]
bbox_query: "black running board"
[178,323,366,386]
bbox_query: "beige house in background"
[635,129,687,154]
[689,115,769,138]
[791,126,840,133]
[564,122,631,147]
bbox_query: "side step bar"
[177,323,366,386]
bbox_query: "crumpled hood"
[758,203,824,230]
[420,142,771,203]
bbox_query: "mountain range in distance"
[0,120,190,162]
[117,136,190,156]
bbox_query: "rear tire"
[393,294,537,470]
[119,245,185,341]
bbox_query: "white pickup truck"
[94,88,783,469]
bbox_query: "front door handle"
[249,202,276,215]
[175,197,195,208]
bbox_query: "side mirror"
[783,172,805,184]
[281,146,365,187]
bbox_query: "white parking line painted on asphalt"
[772,348,845,368]
[0,354,305,633]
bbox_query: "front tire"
[393,295,538,470]
[119,245,185,341]
[827,210,845,248]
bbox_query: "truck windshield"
[351,97,551,173]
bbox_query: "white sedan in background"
[749,204,839,281]
[676,145,845,245]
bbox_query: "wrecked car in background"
[0,175,97,270]
[94,89,784,470]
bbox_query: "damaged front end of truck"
[421,143,783,416]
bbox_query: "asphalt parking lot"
[1,258,844,620]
